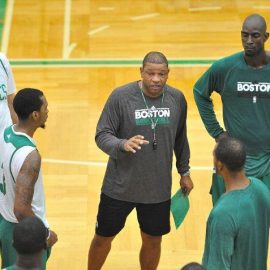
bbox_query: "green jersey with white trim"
[0,125,49,227]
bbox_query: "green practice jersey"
[194,51,270,177]
[203,177,270,270]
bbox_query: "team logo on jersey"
[135,106,170,126]
[0,84,7,100]
[237,82,270,98]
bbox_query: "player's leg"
[137,199,170,270]
[210,173,225,206]
[41,247,51,270]
[88,193,134,270]
[0,214,2,267]
[0,217,16,268]
[140,232,162,270]
[88,234,115,270]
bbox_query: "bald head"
[242,14,267,32]
[241,14,269,57]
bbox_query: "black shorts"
[95,193,171,237]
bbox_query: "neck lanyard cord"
[140,87,165,130]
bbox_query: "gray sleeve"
[174,94,190,174]
[95,91,127,159]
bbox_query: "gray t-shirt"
[95,81,190,203]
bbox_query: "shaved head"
[241,14,269,57]
[242,14,267,32]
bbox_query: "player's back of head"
[13,216,47,255]
[181,262,206,270]
[214,137,246,172]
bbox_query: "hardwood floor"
[1,1,269,269]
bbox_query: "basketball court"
[1,0,270,269]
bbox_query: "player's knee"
[91,234,114,248]
[141,232,162,248]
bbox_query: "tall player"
[193,14,270,205]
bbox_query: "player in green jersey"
[194,14,270,205]
[203,137,270,270]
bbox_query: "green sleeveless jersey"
[0,126,49,227]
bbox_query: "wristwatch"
[181,170,190,177]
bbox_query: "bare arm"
[7,93,18,124]
[14,150,41,221]
[14,150,58,247]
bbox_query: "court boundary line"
[1,0,13,54]
[63,0,76,58]
[9,58,217,67]
[131,13,160,21]
[88,25,110,36]
[43,158,213,170]
[0,0,7,47]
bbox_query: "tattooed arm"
[13,150,58,247]
[14,150,41,221]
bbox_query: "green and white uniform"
[203,177,270,270]
[0,126,49,269]
[2,266,14,270]
[194,52,270,203]
[0,53,16,131]
[0,126,48,226]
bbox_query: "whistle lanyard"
[140,87,165,150]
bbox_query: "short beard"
[40,124,46,129]
[245,51,255,57]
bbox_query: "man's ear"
[264,32,269,41]
[140,67,143,76]
[217,160,223,172]
[32,111,39,121]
